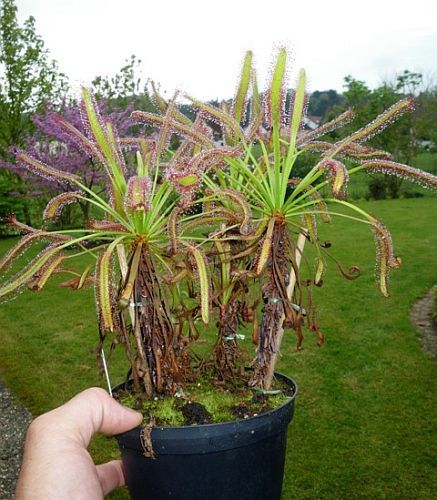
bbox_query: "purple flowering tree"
[3,97,134,224]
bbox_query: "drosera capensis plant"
[0,47,436,412]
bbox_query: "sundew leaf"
[184,95,245,142]
[187,245,210,324]
[150,80,169,114]
[150,80,192,126]
[56,117,107,166]
[96,237,125,332]
[372,220,401,297]
[303,212,317,243]
[256,217,276,275]
[78,264,93,289]
[0,244,63,299]
[210,188,253,235]
[314,255,325,286]
[232,51,253,125]
[43,191,83,222]
[288,69,307,151]
[267,47,287,127]
[30,254,66,291]
[282,69,307,200]
[188,146,242,172]
[131,111,214,147]
[81,88,126,209]
[302,140,391,161]
[329,97,415,157]
[319,159,349,198]
[251,72,261,123]
[154,93,179,164]
[298,109,355,146]
[359,160,437,191]
[16,152,80,185]
[0,230,46,273]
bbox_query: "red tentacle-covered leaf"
[131,111,214,148]
[188,146,242,172]
[302,141,391,161]
[43,191,83,221]
[0,231,45,273]
[332,97,415,155]
[16,151,80,185]
[265,47,288,128]
[372,220,402,297]
[85,220,127,232]
[361,160,437,191]
[29,253,66,291]
[125,176,152,212]
[298,109,354,146]
[319,159,349,198]
[166,165,200,202]
[55,117,107,165]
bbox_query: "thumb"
[50,387,143,446]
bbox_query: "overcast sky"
[15,0,437,101]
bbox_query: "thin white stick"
[101,347,113,397]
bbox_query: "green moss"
[117,375,292,426]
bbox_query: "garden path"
[0,382,31,499]
[410,284,437,356]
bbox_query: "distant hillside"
[307,90,344,119]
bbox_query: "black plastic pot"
[114,373,297,500]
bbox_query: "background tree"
[307,89,344,118]
[335,71,426,198]
[0,0,67,227]
[3,99,134,227]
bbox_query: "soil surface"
[410,284,437,356]
[181,401,212,425]
[0,382,32,499]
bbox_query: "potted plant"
[1,48,435,500]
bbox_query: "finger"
[46,387,142,446]
[96,460,126,495]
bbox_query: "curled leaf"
[319,159,349,198]
[125,176,152,212]
[43,191,82,222]
[372,220,402,297]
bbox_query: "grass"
[0,197,436,499]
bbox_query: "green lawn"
[1,198,436,499]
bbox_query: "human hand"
[15,387,142,499]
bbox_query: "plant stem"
[116,244,153,397]
[264,231,306,389]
